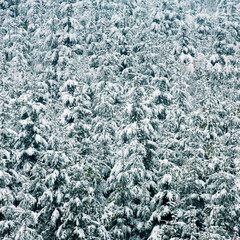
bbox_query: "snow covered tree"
[103,73,162,239]
[1,0,240,239]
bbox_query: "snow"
[20,106,28,116]
[25,147,35,156]
[125,123,137,139]
[1,0,240,239]
[35,134,48,147]
[123,206,133,218]
[46,169,59,185]
[0,170,3,179]
[73,228,85,238]
[19,118,33,126]
[147,225,161,240]
[32,103,46,114]
[23,162,32,173]
[6,128,17,135]
[1,149,10,160]
[161,174,172,184]
[187,63,195,74]
[61,108,72,123]
[166,191,173,201]
[63,79,77,89]
[61,93,75,105]
[51,209,60,226]
[126,103,133,117]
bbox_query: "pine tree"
[1,0,240,239]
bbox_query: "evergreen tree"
[1,0,240,239]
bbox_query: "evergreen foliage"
[1,0,239,239]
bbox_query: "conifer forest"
[1,0,240,239]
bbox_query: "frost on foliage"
[15,224,43,240]
[1,0,240,239]
[161,174,172,185]
[110,161,122,177]
[73,228,85,239]
[24,147,35,156]
[61,93,75,106]
[46,169,59,186]
[35,134,48,148]
[147,225,161,240]
[0,170,12,186]
[51,209,60,226]
[61,109,73,124]
[39,189,53,206]
[0,188,14,205]
[18,193,36,209]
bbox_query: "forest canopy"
[0,0,240,239]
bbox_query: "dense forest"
[0,0,240,239]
